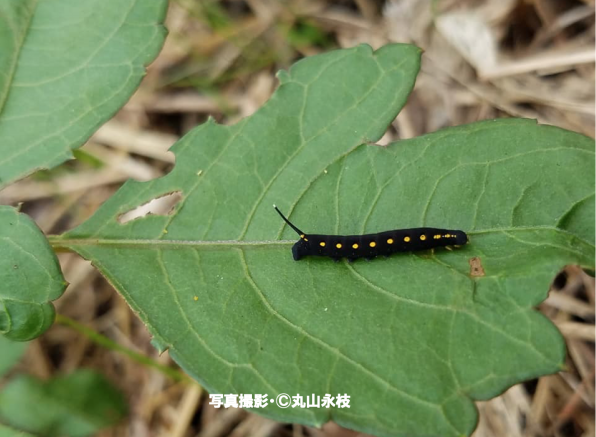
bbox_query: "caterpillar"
[274,205,468,261]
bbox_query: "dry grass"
[4,1,595,436]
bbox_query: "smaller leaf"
[0,206,66,341]
[0,423,36,437]
[0,0,168,188]
[0,370,127,437]
[0,336,27,377]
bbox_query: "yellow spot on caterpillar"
[304,238,308,241]
[369,241,376,248]
[434,235,441,239]
[336,243,342,249]
[387,238,394,244]
[404,236,411,242]
[193,296,198,301]
[352,243,359,249]
[320,242,326,247]
[444,234,450,238]
[300,234,308,241]
[300,234,305,239]
[420,235,426,241]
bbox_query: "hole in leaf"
[117,191,182,224]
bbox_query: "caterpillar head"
[452,230,469,246]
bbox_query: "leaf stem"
[54,313,196,385]
[46,235,295,249]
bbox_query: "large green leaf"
[0,206,65,341]
[52,45,594,437]
[0,0,167,188]
[0,370,127,437]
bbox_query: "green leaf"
[0,336,27,377]
[53,44,594,437]
[0,206,65,341]
[0,370,127,437]
[0,0,167,189]
[0,423,35,437]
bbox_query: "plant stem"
[54,313,196,385]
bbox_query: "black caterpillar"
[274,205,468,261]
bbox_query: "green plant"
[0,1,166,435]
[0,3,593,436]
[0,336,127,437]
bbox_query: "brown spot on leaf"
[469,257,485,277]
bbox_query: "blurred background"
[2,1,594,436]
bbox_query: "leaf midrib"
[48,226,596,250]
